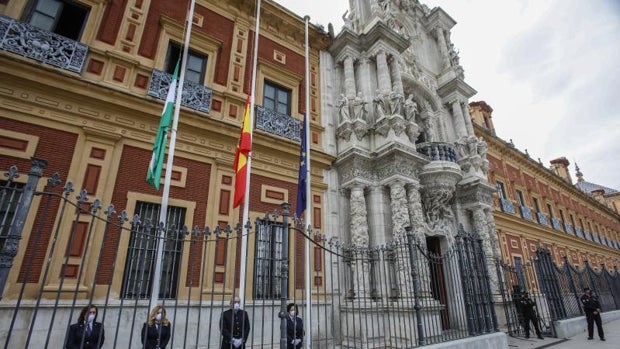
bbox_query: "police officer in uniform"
[580,287,605,341]
[65,304,105,349]
[518,292,543,340]
[220,296,251,349]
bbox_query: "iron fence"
[497,246,620,339]
[0,159,499,348]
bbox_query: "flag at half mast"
[233,95,252,208]
[146,61,179,190]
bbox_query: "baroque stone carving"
[350,187,370,247]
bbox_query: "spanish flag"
[233,95,252,208]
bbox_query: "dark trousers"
[585,312,604,339]
[523,314,541,337]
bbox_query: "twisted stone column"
[349,186,370,298]
[389,56,404,96]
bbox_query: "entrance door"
[426,236,450,329]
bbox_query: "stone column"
[349,185,370,298]
[462,100,475,136]
[343,55,356,99]
[450,99,467,138]
[434,26,451,69]
[405,183,433,298]
[389,56,404,96]
[390,181,410,238]
[376,50,391,94]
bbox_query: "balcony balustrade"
[416,142,458,163]
[0,15,88,73]
[148,69,212,113]
[255,105,301,142]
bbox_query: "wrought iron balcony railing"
[574,227,583,239]
[0,15,88,73]
[255,105,301,142]
[564,223,573,234]
[500,198,515,215]
[147,69,212,113]
[416,142,458,163]
[519,206,533,221]
[536,212,548,226]
[551,218,562,231]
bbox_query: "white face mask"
[87,314,95,323]
[289,310,295,317]
[155,313,162,321]
[233,302,240,310]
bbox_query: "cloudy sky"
[277,0,620,191]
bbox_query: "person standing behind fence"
[65,304,105,349]
[581,287,605,341]
[220,296,250,349]
[287,303,304,349]
[518,292,543,340]
[141,305,171,349]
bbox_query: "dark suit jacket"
[220,309,250,349]
[286,316,304,349]
[141,322,171,349]
[65,322,105,349]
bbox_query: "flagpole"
[239,0,261,307]
[150,0,196,311]
[303,15,313,349]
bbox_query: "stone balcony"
[416,142,458,163]
[0,15,88,73]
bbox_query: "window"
[496,181,506,200]
[253,219,284,299]
[263,81,291,115]
[0,181,24,253]
[165,42,207,85]
[515,190,525,206]
[559,209,566,223]
[25,0,89,40]
[532,197,540,212]
[121,201,186,299]
[547,203,554,218]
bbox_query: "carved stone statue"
[388,91,403,116]
[373,90,387,120]
[352,92,368,121]
[404,94,418,120]
[338,93,350,123]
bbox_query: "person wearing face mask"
[65,304,105,349]
[286,303,304,349]
[141,305,171,349]
[220,296,251,349]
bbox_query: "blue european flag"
[295,114,307,218]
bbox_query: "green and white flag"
[147,62,179,190]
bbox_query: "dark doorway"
[427,236,450,329]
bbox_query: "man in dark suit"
[65,304,105,349]
[220,296,251,349]
[286,303,304,349]
[581,287,605,341]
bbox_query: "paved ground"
[507,318,618,349]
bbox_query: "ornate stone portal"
[326,0,500,346]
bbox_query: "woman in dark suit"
[286,303,304,349]
[65,304,105,349]
[141,305,172,349]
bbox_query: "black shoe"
[587,337,593,340]
[537,335,544,340]
[601,338,606,341]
